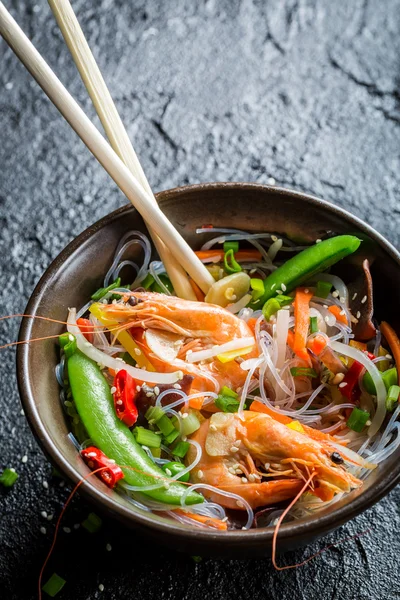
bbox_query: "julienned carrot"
[188,396,204,410]
[249,400,344,445]
[175,509,228,530]
[195,249,262,262]
[293,288,314,363]
[306,333,327,356]
[380,322,400,386]
[328,305,348,325]
[189,278,205,302]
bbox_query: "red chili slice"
[113,370,138,427]
[76,318,94,344]
[340,351,375,402]
[81,446,124,488]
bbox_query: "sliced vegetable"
[381,322,400,386]
[0,467,18,487]
[220,386,238,399]
[310,316,318,334]
[223,249,242,274]
[215,395,240,413]
[76,318,94,343]
[91,277,121,301]
[68,350,202,505]
[386,385,400,412]
[133,427,161,448]
[59,332,77,359]
[113,370,138,427]
[152,274,174,294]
[204,272,250,308]
[163,428,180,445]
[363,367,397,395]
[180,411,201,436]
[252,235,361,306]
[290,367,317,378]
[140,273,155,289]
[81,446,124,488]
[41,573,66,597]
[173,441,190,459]
[262,295,293,321]
[340,360,364,402]
[223,240,239,253]
[162,461,190,482]
[250,278,265,302]
[346,407,370,432]
[286,420,305,433]
[82,512,103,533]
[293,288,314,362]
[328,305,348,325]
[315,280,332,299]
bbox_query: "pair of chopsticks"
[0,1,214,299]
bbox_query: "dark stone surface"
[1,0,400,598]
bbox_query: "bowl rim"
[17,181,400,548]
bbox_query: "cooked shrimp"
[96,293,257,391]
[187,411,362,509]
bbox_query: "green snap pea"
[162,461,190,482]
[67,351,202,506]
[250,235,361,307]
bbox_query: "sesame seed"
[236,501,244,508]
[339,382,348,388]
[182,435,187,441]
[154,386,160,396]
[21,455,28,463]
[264,463,270,470]
[281,283,287,292]
[304,288,309,294]
[366,420,371,426]
[136,385,141,392]
[59,480,65,488]
[332,291,339,298]
[106,543,112,551]
[47,514,53,521]
[361,295,367,304]
[165,468,172,477]
[68,334,74,342]
[356,311,361,319]
[116,400,123,405]
[332,373,345,385]
[73,523,80,529]
[9,467,15,472]
[228,467,236,475]
[230,446,239,453]
[141,366,147,371]
[316,239,322,243]
[323,304,328,309]
[182,413,188,419]
[146,392,153,398]
[134,348,141,355]
[276,289,283,295]
[324,316,330,323]
[63,527,71,534]
[222,516,228,522]
[42,480,49,490]
[40,527,47,535]
[87,451,97,457]
[249,269,256,274]
[99,584,104,592]
[248,473,256,482]
[197,470,204,479]
[110,386,116,394]
[235,469,242,474]
[209,423,217,432]
[386,354,392,360]
[340,309,346,316]
[352,292,358,300]
[41,511,47,519]
[340,297,345,304]
[173,384,181,390]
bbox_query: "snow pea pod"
[251,235,361,307]
[67,350,202,506]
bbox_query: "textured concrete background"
[1,1,400,598]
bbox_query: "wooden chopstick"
[47,0,197,301]
[0,2,214,294]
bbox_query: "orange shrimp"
[95,292,258,392]
[187,411,362,509]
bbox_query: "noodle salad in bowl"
[56,226,400,533]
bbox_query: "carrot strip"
[380,321,400,387]
[188,396,204,410]
[328,305,348,325]
[189,278,205,302]
[293,288,314,363]
[175,509,228,530]
[249,400,343,445]
[306,333,327,356]
[195,249,262,262]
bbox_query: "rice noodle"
[149,261,172,295]
[275,309,290,370]
[225,294,252,314]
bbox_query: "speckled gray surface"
[1,1,400,598]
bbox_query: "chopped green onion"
[91,277,121,301]
[0,468,18,487]
[346,407,370,432]
[150,446,161,458]
[145,406,164,422]
[133,426,161,448]
[315,280,332,299]
[81,512,103,533]
[173,441,190,458]
[180,411,201,436]
[41,573,66,597]
[220,386,238,399]
[140,273,155,290]
[59,333,77,358]
[156,414,176,437]
[363,367,397,395]
[386,385,400,412]
[152,274,174,294]
[309,316,318,334]
[250,278,264,301]
[192,555,203,563]
[162,461,190,482]
[163,428,180,445]
[223,240,239,253]
[262,295,293,321]
[290,367,318,378]
[223,249,242,274]
[215,395,240,413]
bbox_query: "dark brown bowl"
[17,183,400,557]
